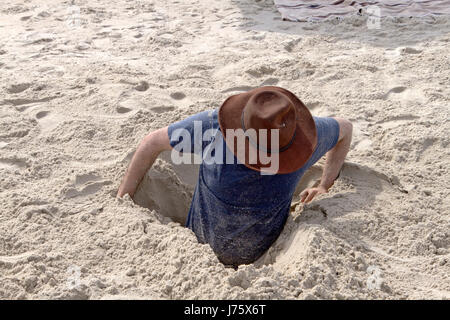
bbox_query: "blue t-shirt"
[168,109,339,267]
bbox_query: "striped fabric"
[274,0,450,21]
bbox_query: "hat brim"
[218,86,317,174]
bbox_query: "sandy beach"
[0,0,449,299]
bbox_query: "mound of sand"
[0,0,449,299]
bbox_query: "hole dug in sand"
[133,152,200,225]
[134,156,392,281]
[133,153,322,227]
[257,162,388,271]
[134,153,322,226]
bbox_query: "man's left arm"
[300,117,353,203]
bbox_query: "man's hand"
[300,185,328,203]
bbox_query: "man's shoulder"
[313,116,340,135]
[169,109,218,129]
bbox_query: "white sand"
[0,0,449,299]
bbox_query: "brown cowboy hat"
[218,86,317,174]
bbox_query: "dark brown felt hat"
[218,86,317,174]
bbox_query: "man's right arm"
[318,117,353,189]
[300,117,353,203]
[117,126,172,198]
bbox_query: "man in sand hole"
[118,86,352,267]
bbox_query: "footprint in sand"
[12,199,58,223]
[382,86,407,99]
[2,96,57,107]
[0,250,45,267]
[245,65,275,78]
[382,86,426,104]
[376,115,420,130]
[389,86,407,94]
[115,98,144,114]
[400,47,422,55]
[260,78,279,86]
[21,32,55,45]
[116,106,133,114]
[0,157,28,170]
[18,205,57,222]
[62,173,112,199]
[6,83,31,94]
[170,92,186,100]
[150,106,175,114]
[134,81,149,92]
[33,110,64,133]
[0,117,32,140]
[74,173,102,185]
[37,66,65,77]
[35,110,50,119]
[222,85,255,93]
